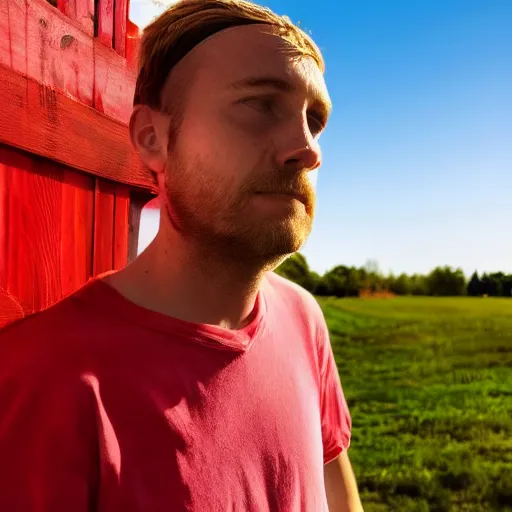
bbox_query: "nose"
[274,115,322,172]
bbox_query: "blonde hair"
[134,0,324,109]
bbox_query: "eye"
[241,97,275,114]
[307,111,327,136]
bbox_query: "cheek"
[179,114,231,166]
[168,134,235,207]
[175,107,270,195]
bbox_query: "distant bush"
[274,254,512,298]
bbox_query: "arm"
[324,451,363,512]
[313,304,362,511]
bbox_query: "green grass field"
[317,296,512,512]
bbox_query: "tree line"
[274,254,512,298]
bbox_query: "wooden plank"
[61,169,94,297]
[126,18,141,68]
[113,0,128,57]
[0,149,25,326]
[57,0,94,37]
[0,63,156,192]
[0,287,25,329]
[0,0,28,75]
[25,0,94,104]
[2,0,137,119]
[93,178,115,275]
[97,0,114,48]
[0,0,12,69]
[4,152,63,314]
[93,39,136,123]
[0,150,10,289]
[113,184,130,270]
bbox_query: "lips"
[255,191,308,205]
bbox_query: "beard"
[162,149,316,263]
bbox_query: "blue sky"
[130,0,512,277]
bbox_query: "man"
[0,1,362,510]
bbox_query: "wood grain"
[60,169,94,297]
[0,0,28,75]
[3,150,63,314]
[113,184,130,270]
[93,178,115,275]
[2,0,139,120]
[0,151,25,327]
[97,0,114,48]
[57,0,94,37]
[0,152,10,289]
[126,18,141,68]
[0,146,101,315]
[0,0,152,320]
[113,0,128,57]
[0,63,156,192]
[0,287,25,328]
[26,0,94,104]
[93,39,136,124]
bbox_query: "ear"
[129,105,169,178]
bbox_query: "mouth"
[254,191,308,205]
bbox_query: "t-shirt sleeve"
[317,315,352,465]
[0,360,99,511]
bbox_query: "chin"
[247,224,311,259]
[209,211,312,261]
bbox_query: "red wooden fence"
[0,0,156,327]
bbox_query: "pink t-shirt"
[0,272,351,511]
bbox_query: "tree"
[502,275,512,297]
[407,274,428,295]
[467,271,482,296]
[318,265,349,297]
[468,271,512,297]
[426,266,466,296]
[275,254,510,299]
[274,253,317,293]
[486,273,504,296]
[317,265,362,297]
[389,273,412,295]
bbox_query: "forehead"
[172,25,330,107]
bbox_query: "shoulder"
[0,286,89,340]
[0,283,112,432]
[264,271,322,309]
[263,271,325,325]
[0,282,103,383]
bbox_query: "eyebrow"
[229,75,332,116]
[230,76,294,92]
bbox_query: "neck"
[107,228,274,330]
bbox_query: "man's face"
[160,25,331,260]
